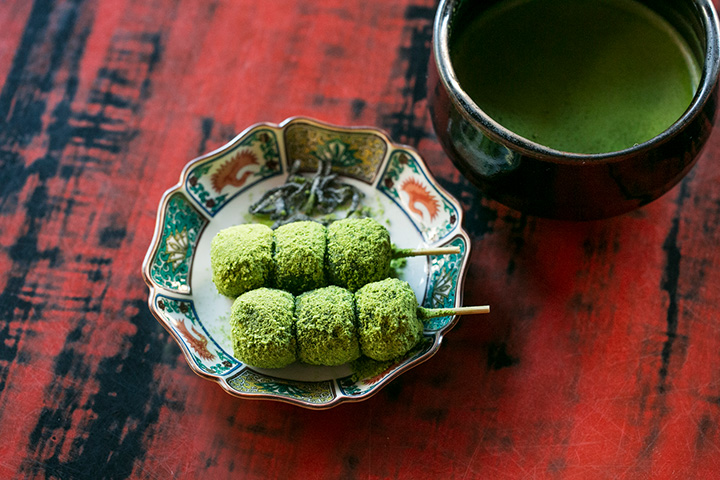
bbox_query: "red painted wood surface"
[1,0,720,478]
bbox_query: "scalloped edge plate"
[141,116,471,409]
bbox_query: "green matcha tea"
[450,0,701,154]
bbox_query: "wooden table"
[1,0,719,478]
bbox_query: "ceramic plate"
[142,117,471,409]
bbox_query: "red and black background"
[1,0,720,478]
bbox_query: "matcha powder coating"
[327,217,392,292]
[230,288,297,369]
[273,220,327,295]
[210,224,273,298]
[355,278,423,361]
[295,286,360,366]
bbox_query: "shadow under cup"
[428,0,720,220]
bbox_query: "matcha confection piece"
[326,217,392,292]
[210,224,274,298]
[230,288,297,368]
[355,278,423,361]
[273,220,327,295]
[295,286,360,366]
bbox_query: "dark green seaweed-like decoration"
[249,159,363,228]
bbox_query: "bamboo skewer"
[418,305,491,320]
[392,245,462,258]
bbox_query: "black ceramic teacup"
[428,0,720,220]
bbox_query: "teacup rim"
[432,0,720,164]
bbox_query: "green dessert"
[295,286,360,366]
[210,224,274,298]
[230,288,297,368]
[273,220,327,295]
[355,278,424,361]
[327,218,393,292]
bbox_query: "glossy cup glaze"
[428,0,720,220]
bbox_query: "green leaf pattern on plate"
[284,122,387,182]
[422,236,466,331]
[149,192,207,293]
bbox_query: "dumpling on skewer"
[354,278,424,361]
[210,224,273,298]
[211,218,461,298]
[230,287,297,369]
[326,217,393,292]
[273,220,327,295]
[228,279,490,368]
[295,286,360,366]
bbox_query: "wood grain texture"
[1,0,720,478]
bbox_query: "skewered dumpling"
[355,278,424,361]
[211,218,460,298]
[326,217,392,292]
[295,286,360,366]
[273,220,327,295]
[230,288,297,368]
[210,224,273,297]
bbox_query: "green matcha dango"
[295,286,360,365]
[273,220,327,295]
[210,224,273,298]
[227,280,490,368]
[327,218,464,291]
[230,288,297,369]
[326,217,393,292]
[211,218,461,298]
[354,278,490,361]
[354,278,424,361]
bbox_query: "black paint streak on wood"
[0,0,54,208]
[640,173,693,458]
[0,4,172,476]
[487,342,519,370]
[63,31,162,180]
[658,177,691,393]
[0,0,90,397]
[99,224,128,249]
[0,0,52,147]
[350,98,366,119]
[198,117,215,155]
[695,413,716,452]
[195,117,241,156]
[25,301,170,479]
[25,322,90,472]
[503,212,530,276]
[380,4,434,146]
[658,220,681,391]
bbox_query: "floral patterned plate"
[141,117,471,409]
